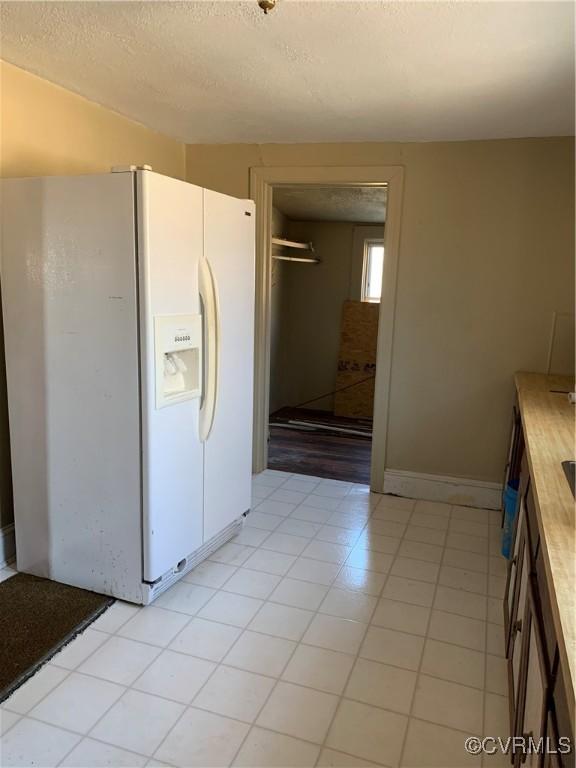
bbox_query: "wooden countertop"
[515,372,575,718]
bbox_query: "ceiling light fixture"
[257,0,277,14]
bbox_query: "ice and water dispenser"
[154,314,202,409]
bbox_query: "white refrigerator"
[1,168,255,603]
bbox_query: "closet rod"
[272,254,321,264]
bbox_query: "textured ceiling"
[1,1,573,143]
[273,186,387,223]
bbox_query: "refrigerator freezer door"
[138,171,205,582]
[202,190,255,541]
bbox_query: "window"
[361,240,384,302]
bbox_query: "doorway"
[267,185,386,484]
[250,165,404,492]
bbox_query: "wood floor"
[267,408,372,484]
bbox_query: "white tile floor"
[0,470,511,768]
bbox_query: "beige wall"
[269,207,288,414]
[270,219,384,414]
[280,221,355,412]
[283,221,356,412]
[0,61,185,178]
[187,138,575,483]
[0,62,186,532]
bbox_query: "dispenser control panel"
[154,314,202,409]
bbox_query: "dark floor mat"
[0,572,114,702]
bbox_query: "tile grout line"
[224,482,398,766]
[49,585,228,766]
[33,577,498,689]
[241,476,497,767]
[396,502,453,768]
[1,602,141,730]
[6,558,495,701]
[481,599,489,768]
[146,477,359,766]
[7,646,502,755]
[242,499,494,585]
[3,471,504,767]
[249,509,495,543]
[14,686,497,766]
[207,544,493,599]
[24,634,500,722]
[160,496,367,766]
[223,604,319,765]
[51,603,204,767]
[51,586,225,766]
[227,488,386,764]
[311,542,396,767]
[5,593,499,720]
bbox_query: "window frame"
[361,238,385,303]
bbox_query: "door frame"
[250,165,404,493]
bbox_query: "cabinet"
[502,401,573,767]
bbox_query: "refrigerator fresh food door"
[202,189,255,541]
[137,171,204,582]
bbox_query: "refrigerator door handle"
[199,257,219,442]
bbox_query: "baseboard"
[383,469,502,510]
[0,524,16,567]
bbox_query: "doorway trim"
[250,165,404,493]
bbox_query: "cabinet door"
[508,523,530,734]
[503,405,523,495]
[514,585,549,767]
[542,707,562,768]
[550,658,575,768]
[505,495,527,656]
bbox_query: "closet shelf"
[271,236,320,264]
[272,236,314,251]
